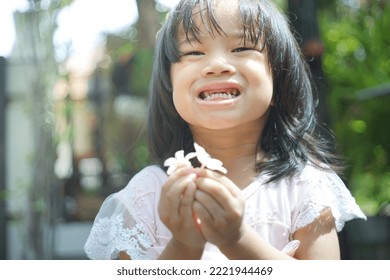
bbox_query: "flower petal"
[166,165,176,175]
[205,158,227,174]
[163,157,177,167]
[184,152,197,161]
[194,143,211,165]
[193,143,227,174]
[174,150,185,160]
[210,164,228,174]
[164,149,195,176]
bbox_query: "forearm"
[219,224,294,260]
[158,238,204,260]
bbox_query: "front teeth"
[203,92,234,101]
[201,90,239,101]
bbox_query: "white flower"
[194,143,228,174]
[163,150,196,175]
[163,143,228,176]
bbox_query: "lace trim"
[295,174,366,232]
[84,215,153,260]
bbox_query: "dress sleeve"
[292,166,366,233]
[84,166,165,260]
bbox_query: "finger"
[161,166,196,202]
[192,211,202,231]
[159,172,196,221]
[180,181,203,232]
[179,180,196,218]
[195,175,245,227]
[163,165,195,189]
[193,199,213,226]
[164,172,196,207]
[195,176,237,212]
[195,168,241,197]
[194,188,222,222]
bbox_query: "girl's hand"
[193,168,246,248]
[158,166,206,252]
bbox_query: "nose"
[201,56,236,76]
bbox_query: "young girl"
[84,0,366,260]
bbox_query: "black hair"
[147,0,342,182]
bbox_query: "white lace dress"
[84,164,366,260]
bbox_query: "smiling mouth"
[199,89,241,101]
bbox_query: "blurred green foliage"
[319,0,390,215]
[129,48,155,97]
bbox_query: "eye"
[232,47,252,53]
[183,51,204,56]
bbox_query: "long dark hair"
[147,0,342,182]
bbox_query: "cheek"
[170,62,186,83]
[253,66,273,96]
[172,90,189,120]
[171,64,194,114]
[248,68,274,108]
[172,89,199,127]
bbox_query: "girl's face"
[170,0,273,133]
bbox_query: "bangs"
[239,0,268,48]
[164,0,268,63]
